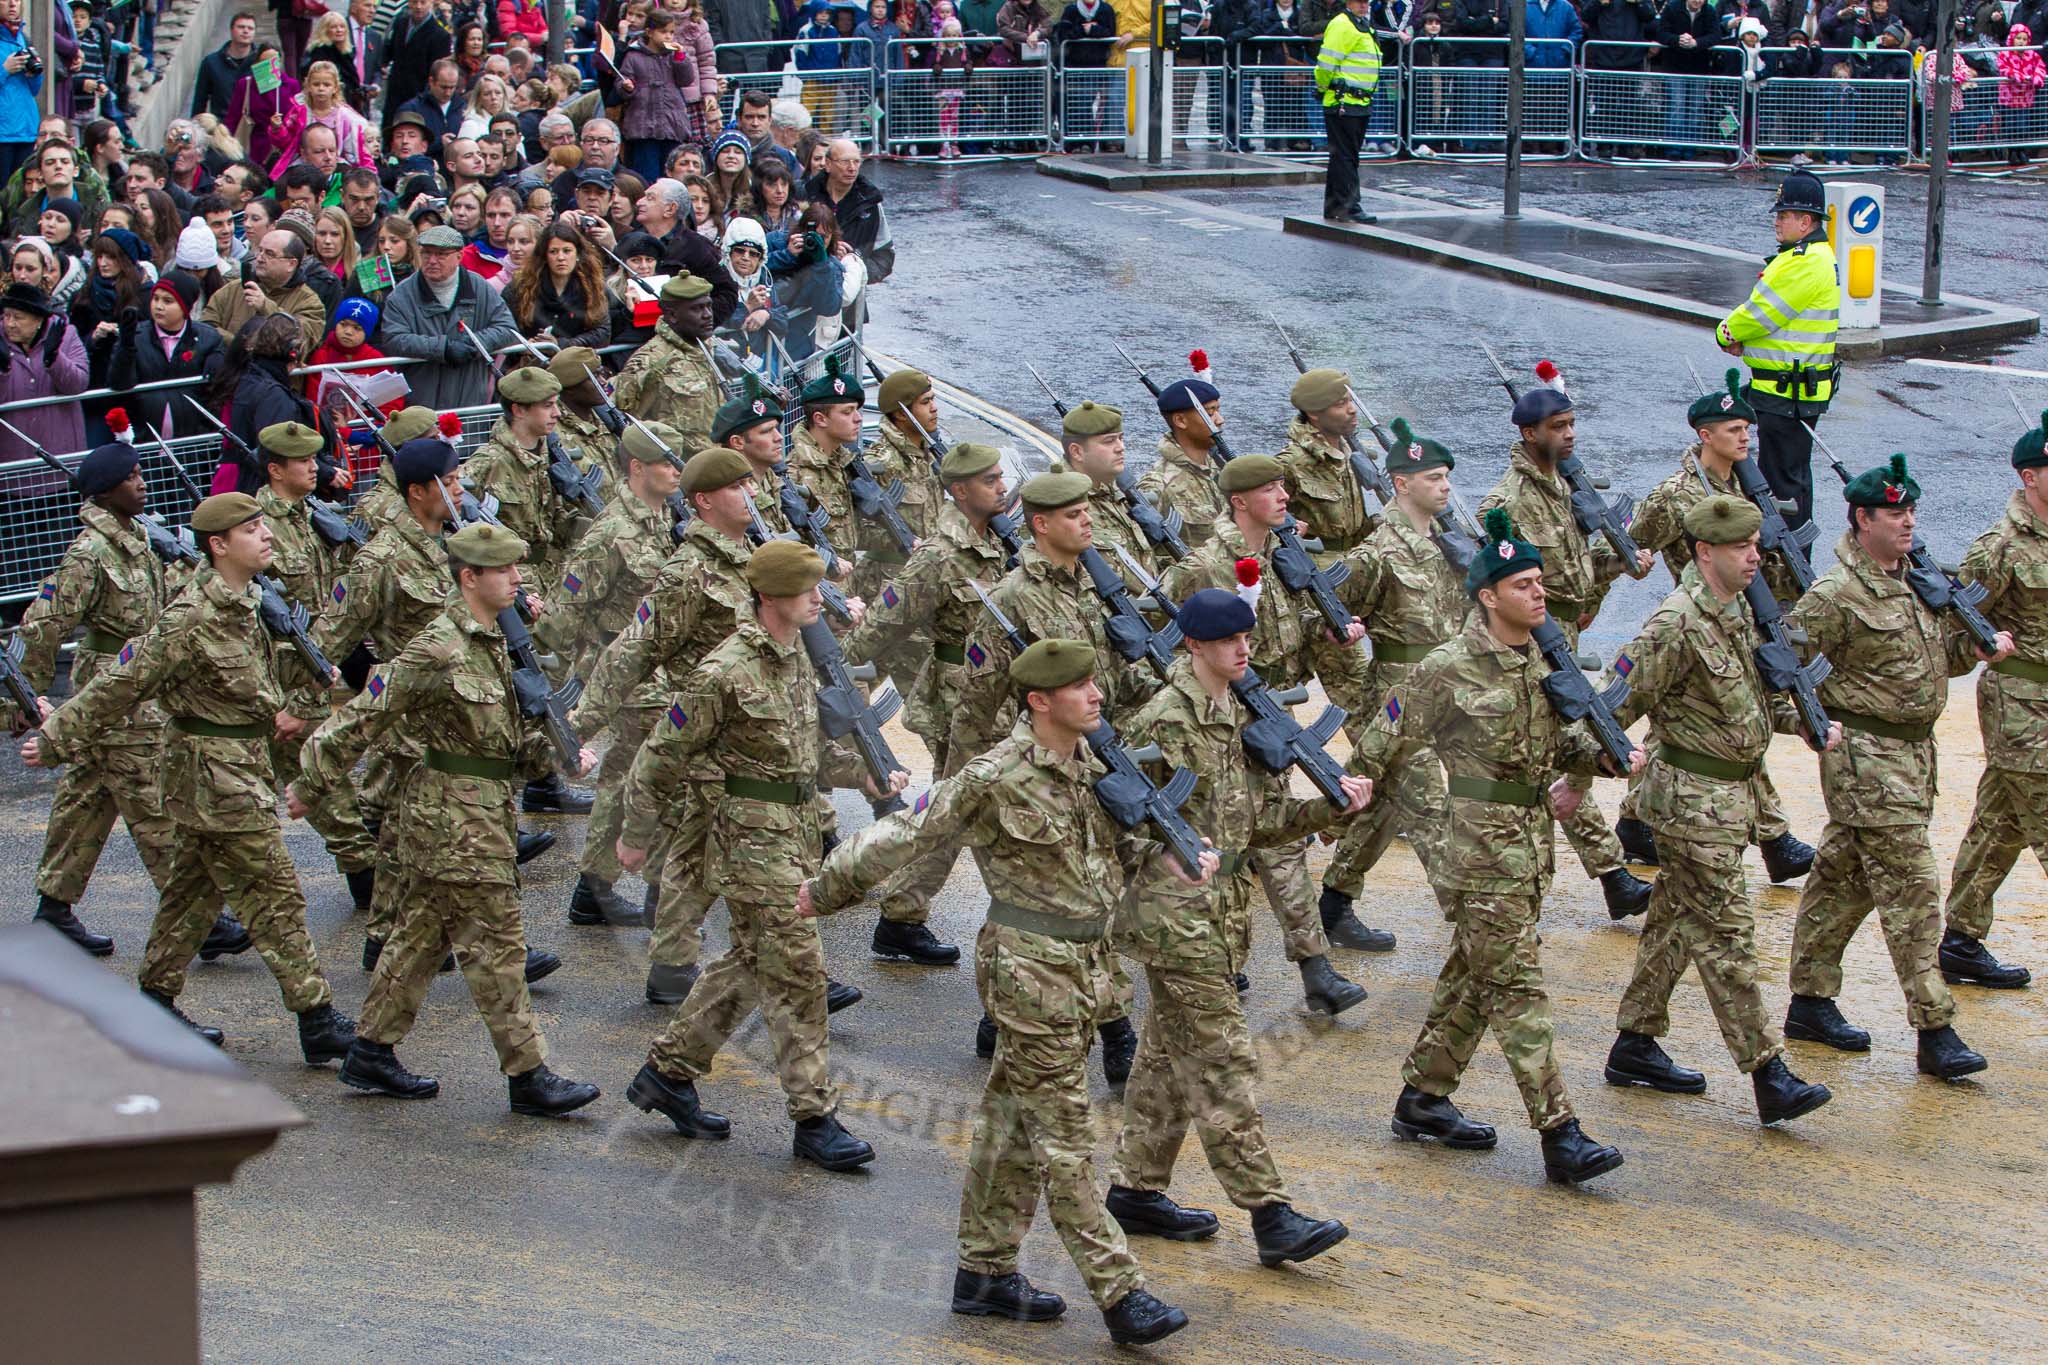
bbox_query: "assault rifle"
[1529,617,1639,775]
[1482,342,1645,570]
[800,618,909,816]
[1270,516,1357,639]
[178,398,368,551]
[1078,546,1181,680]
[1681,359,1817,592]
[1028,361,1188,561]
[456,321,605,516]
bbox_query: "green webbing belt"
[725,774,806,804]
[1446,774,1540,807]
[1369,637,1435,664]
[80,627,129,655]
[1992,656,2048,686]
[986,898,1107,941]
[1657,744,1756,783]
[425,747,518,779]
[1213,850,1247,876]
[934,642,967,665]
[1832,710,1934,743]
[171,716,265,739]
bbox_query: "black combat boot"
[514,827,556,864]
[1102,1289,1189,1347]
[1318,885,1396,951]
[645,961,700,1005]
[521,774,594,813]
[1299,954,1365,1015]
[33,895,113,956]
[872,917,961,965]
[826,979,863,1013]
[951,1269,1064,1322]
[508,1065,601,1116]
[1785,994,1870,1052]
[1917,1025,1988,1080]
[339,1039,439,1098]
[1391,1083,1498,1149]
[344,867,375,912]
[568,873,644,926]
[1234,971,1250,994]
[1105,1185,1219,1241]
[1615,817,1659,866]
[625,1061,731,1137]
[296,1004,356,1065]
[1938,929,2031,989]
[524,947,561,983]
[642,881,661,924]
[1600,868,1652,919]
[1759,831,1816,883]
[793,1112,874,1171]
[198,910,252,961]
[142,987,223,1045]
[1540,1119,1624,1185]
[1604,1031,1707,1093]
[974,1012,997,1058]
[1752,1056,1831,1125]
[1098,1016,1137,1084]
[1250,1202,1349,1266]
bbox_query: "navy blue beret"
[393,435,458,488]
[1510,386,1573,427]
[1157,378,1221,415]
[76,442,140,497]
[1179,587,1257,641]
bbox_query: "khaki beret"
[1061,399,1122,442]
[876,367,931,415]
[1289,367,1351,413]
[191,492,265,535]
[1019,470,1092,511]
[680,446,752,495]
[1011,638,1096,691]
[940,441,1002,482]
[661,273,712,302]
[745,539,826,596]
[1219,453,1286,494]
[446,521,529,567]
[257,420,324,461]
[498,365,562,405]
[382,406,441,446]
[621,419,685,468]
[548,345,605,389]
[1681,493,1763,544]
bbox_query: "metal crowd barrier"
[1946,70,2048,154]
[1578,42,1745,159]
[719,38,879,148]
[882,39,1052,156]
[1055,44,1130,151]
[1232,36,1325,153]
[1406,37,1577,159]
[1751,49,1916,161]
[1170,37,1232,149]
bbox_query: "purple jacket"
[614,41,698,141]
[0,315,90,494]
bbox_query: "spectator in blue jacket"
[1523,0,1583,63]
[0,0,46,190]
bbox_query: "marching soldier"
[1940,413,2048,990]
[348,406,447,535]
[296,521,603,1117]
[1353,510,1632,1184]
[1618,371,1816,885]
[869,367,948,542]
[1600,495,1840,1126]
[717,383,796,533]
[1061,400,1156,577]
[1274,367,1379,556]
[1481,381,1655,918]
[787,357,909,604]
[1161,454,1377,1006]
[548,345,623,475]
[621,541,904,1172]
[1106,589,1363,1264]
[612,273,722,451]
[1136,379,1227,555]
[25,494,356,1065]
[802,639,1200,1348]
[1783,458,2006,1079]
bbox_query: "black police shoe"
[872,917,961,965]
[198,910,252,961]
[1299,954,1366,1015]
[297,1004,357,1065]
[1917,1025,1988,1080]
[340,1039,439,1098]
[1600,868,1653,919]
[951,1269,1065,1322]
[1540,1119,1624,1185]
[1234,971,1250,994]
[794,1112,874,1171]
[1603,1031,1707,1093]
[826,979,863,1014]
[568,873,644,926]
[524,948,561,984]
[1391,1083,1499,1149]
[646,961,700,1005]
[1319,886,1396,952]
[1752,1056,1831,1125]
[345,867,375,912]
[625,1061,731,1138]
[1250,1202,1349,1267]
[143,987,223,1046]
[515,827,557,864]
[1098,1016,1137,1085]
[521,774,595,814]
[1759,831,1816,883]
[1102,1289,1189,1347]
[1106,1185,1220,1241]
[1939,929,2032,989]
[509,1064,601,1116]
[33,895,113,956]
[1785,994,1871,1052]
[1615,817,1660,866]
[975,1012,997,1058]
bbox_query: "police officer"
[1313,0,1381,225]
[1717,170,1840,534]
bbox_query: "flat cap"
[1010,638,1096,691]
[1289,367,1350,413]
[390,108,429,131]
[1384,417,1454,476]
[445,521,528,567]
[549,345,605,390]
[940,441,1001,481]
[76,442,139,498]
[1179,587,1257,641]
[1510,385,1573,428]
[498,365,562,405]
[1467,507,1544,598]
[680,446,751,495]
[712,384,783,444]
[1061,399,1122,441]
[258,421,325,462]
[1682,493,1763,544]
[1019,470,1092,511]
[416,224,464,251]
[1688,367,1757,429]
[2015,409,2048,471]
[799,354,863,407]
[622,419,686,469]
[745,539,826,595]
[393,435,458,487]
[660,272,712,302]
[1156,378,1220,416]
[190,491,264,535]
[1218,453,1286,494]
[876,367,931,415]
[1843,453,1919,508]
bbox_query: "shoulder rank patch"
[668,702,687,728]
[367,673,385,698]
[881,584,899,608]
[564,572,583,595]
[913,789,931,814]
[966,642,987,669]
[1384,695,1401,723]
[37,581,55,601]
[331,581,347,604]
[637,599,653,626]
[1613,653,1634,677]
[118,643,135,666]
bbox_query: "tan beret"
[745,539,826,596]
[382,406,441,447]
[940,441,1001,481]
[876,367,931,415]
[497,365,562,405]
[1682,493,1763,544]
[1289,367,1350,413]
[1218,453,1286,494]
[1019,470,1092,511]
[680,446,752,495]
[1061,400,1122,441]
[190,492,264,535]
[661,273,712,302]
[257,420,323,461]
[445,521,529,567]
[621,420,685,468]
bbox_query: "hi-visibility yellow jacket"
[1716,229,1840,416]
[1314,12,1381,110]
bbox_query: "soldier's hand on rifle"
[19,735,47,767]
[616,838,648,873]
[1166,838,1221,887]
[1979,630,2016,665]
[523,591,548,616]
[285,783,310,820]
[1821,721,1844,751]
[577,747,598,778]
[841,595,866,627]
[274,710,308,742]
[861,768,910,802]
[8,696,51,736]
[1325,617,1365,645]
[1631,548,1654,577]
[1337,774,1373,814]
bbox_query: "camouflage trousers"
[578,707,658,885]
[1620,727,1791,842]
[1111,963,1288,1209]
[1616,830,1782,1072]
[1553,781,1624,880]
[140,825,331,1015]
[1323,744,1450,907]
[1946,764,2048,942]
[359,873,547,1075]
[960,1021,1145,1310]
[1792,822,1955,1030]
[1253,841,1329,963]
[35,737,177,904]
[649,777,721,969]
[870,689,951,928]
[271,730,377,874]
[364,738,424,942]
[1316,638,1373,720]
[648,895,836,1120]
[1402,892,1573,1131]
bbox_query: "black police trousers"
[1755,407,1818,546]
[1323,106,1368,218]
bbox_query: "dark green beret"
[1681,493,1763,544]
[190,492,265,535]
[800,354,863,407]
[1843,453,1919,508]
[940,441,1001,481]
[445,521,528,567]
[1467,507,1544,598]
[1687,367,1757,429]
[2013,410,2048,471]
[877,367,931,414]
[1010,638,1096,691]
[745,539,826,595]
[1289,367,1350,413]
[621,420,686,469]
[713,381,783,444]
[1019,470,1092,511]
[1061,400,1122,441]
[258,421,324,462]
[660,273,712,302]
[548,345,605,391]
[497,365,562,405]
[680,446,751,495]
[1218,453,1285,495]
[1385,416,1453,475]
[381,406,441,447]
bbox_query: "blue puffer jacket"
[1522,0,1584,63]
[0,21,46,143]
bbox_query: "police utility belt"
[1747,359,1842,397]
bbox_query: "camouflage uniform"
[1351,617,1606,1130]
[1110,663,1341,1208]
[813,716,1146,1311]
[554,402,617,548]
[1607,566,1800,1070]
[1480,444,1630,879]
[868,420,947,542]
[611,322,720,451]
[299,601,555,1073]
[627,620,865,1118]
[38,566,335,1016]
[1084,479,1157,587]
[462,420,586,601]
[17,504,177,905]
[353,463,405,535]
[1946,492,2048,942]
[1785,535,1976,1029]
[1135,438,1226,556]
[1274,416,1379,554]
